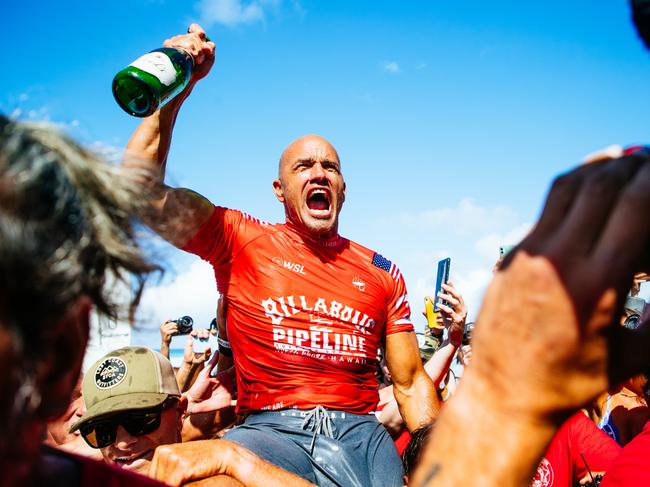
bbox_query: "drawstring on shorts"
[301,405,335,454]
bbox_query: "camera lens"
[623,313,641,330]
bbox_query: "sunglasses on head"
[79,397,178,449]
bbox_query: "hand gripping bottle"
[112,46,195,117]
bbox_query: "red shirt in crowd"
[531,412,621,487]
[184,207,414,414]
[600,420,650,486]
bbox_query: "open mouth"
[306,188,331,213]
[114,449,153,468]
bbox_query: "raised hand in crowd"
[159,319,179,359]
[421,282,468,388]
[412,151,650,486]
[176,329,213,392]
[185,348,236,416]
[181,349,237,442]
[433,282,468,342]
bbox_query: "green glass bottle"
[112,47,193,117]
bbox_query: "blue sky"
[3,0,649,350]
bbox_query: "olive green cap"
[70,347,180,432]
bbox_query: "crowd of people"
[1,1,650,486]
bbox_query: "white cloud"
[381,197,520,237]
[136,259,219,338]
[474,222,532,261]
[415,63,428,70]
[89,140,123,164]
[382,61,401,74]
[196,0,282,27]
[373,198,529,325]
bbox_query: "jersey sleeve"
[181,206,242,268]
[385,267,414,335]
[569,412,621,480]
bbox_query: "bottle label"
[130,52,176,86]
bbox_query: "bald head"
[278,135,341,178]
[272,134,346,239]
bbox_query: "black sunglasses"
[79,398,177,449]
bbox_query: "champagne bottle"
[112,47,193,117]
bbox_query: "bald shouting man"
[124,24,436,486]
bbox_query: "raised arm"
[122,23,216,248]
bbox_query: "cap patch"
[94,357,128,389]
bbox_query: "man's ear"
[35,297,91,420]
[272,179,285,203]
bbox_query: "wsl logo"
[272,257,307,275]
[94,357,127,390]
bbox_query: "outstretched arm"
[150,440,315,487]
[122,23,216,248]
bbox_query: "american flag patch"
[371,253,401,281]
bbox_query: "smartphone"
[193,335,213,353]
[434,258,451,312]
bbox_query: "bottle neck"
[174,47,195,68]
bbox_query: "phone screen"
[434,258,451,312]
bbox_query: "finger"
[549,154,647,260]
[207,348,220,375]
[188,23,206,38]
[436,302,454,316]
[592,159,650,289]
[438,292,459,308]
[441,282,458,296]
[513,166,591,259]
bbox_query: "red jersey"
[600,420,650,486]
[532,412,620,487]
[183,207,414,414]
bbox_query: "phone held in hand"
[434,258,451,312]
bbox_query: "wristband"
[218,337,233,357]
